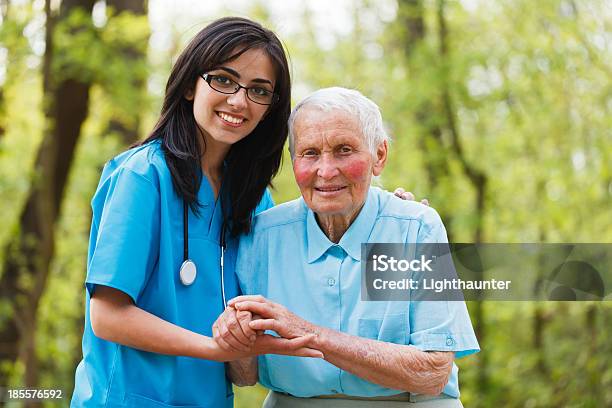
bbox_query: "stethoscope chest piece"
[179,259,197,286]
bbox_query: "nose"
[226,88,249,110]
[316,153,340,180]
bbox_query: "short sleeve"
[417,207,449,244]
[235,227,270,299]
[86,167,161,303]
[409,207,480,358]
[234,189,273,297]
[409,301,479,358]
[254,188,275,215]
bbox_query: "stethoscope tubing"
[180,200,227,309]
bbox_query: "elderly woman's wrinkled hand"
[250,333,323,359]
[212,306,258,352]
[229,295,318,341]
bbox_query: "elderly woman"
[214,87,479,407]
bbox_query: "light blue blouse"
[236,187,479,399]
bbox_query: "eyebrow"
[216,66,274,86]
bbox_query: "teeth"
[317,187,343,192]
[218,112,244,124]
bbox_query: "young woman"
[70,17,320,408]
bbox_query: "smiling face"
[292,107,388,222]
[186,47,276,150]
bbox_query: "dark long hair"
[139,17,291,236]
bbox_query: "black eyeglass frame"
[200,73,279,106]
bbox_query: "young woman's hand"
[394,187,429,206]
[212,306,257,352]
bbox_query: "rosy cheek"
[293,160,314,188]
[340,158,370,182]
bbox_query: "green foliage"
[0,0,610,407]
[0,77,44,261]
[52,8,101,84]
[52,7,150,134]
[96,11,150,129]
[234,384,268,408]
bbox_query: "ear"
[185,88,194,101]
[372,140,388,176]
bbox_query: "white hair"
[288,87,390,159]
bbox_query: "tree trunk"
[397,0,454,235]
[436,0,489,400]
[107,0,146,13]
[585,304,600,402]
[397,0,489,396]
[532,217,549,375]
[105,0,148,145]
[397,0,424,55]
[0,0,95,392]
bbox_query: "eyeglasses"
[200,73,279,105]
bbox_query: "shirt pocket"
[357,312,407,345]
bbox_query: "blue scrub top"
[71,141,273,408]
[237,187,479,399]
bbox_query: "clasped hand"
[212,295,323,359]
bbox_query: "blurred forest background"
[0,0,611,407]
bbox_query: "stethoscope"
[178,200,228,308]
